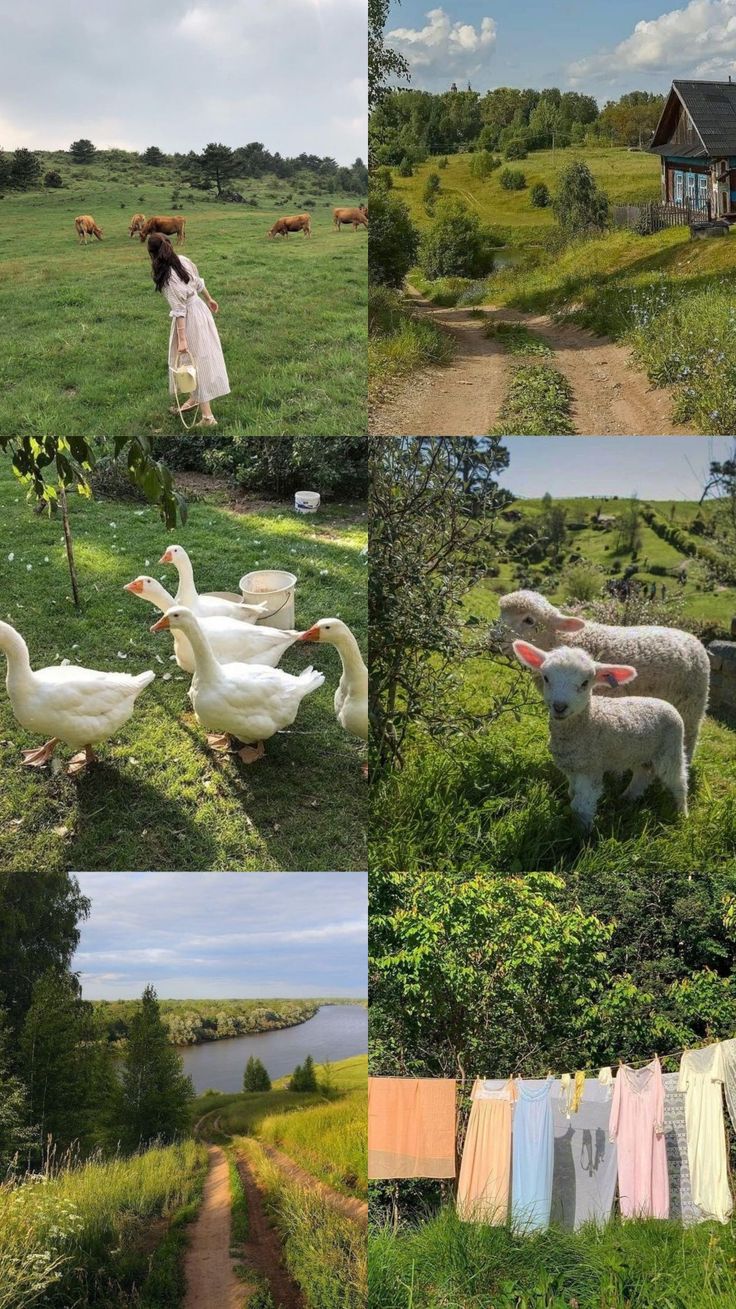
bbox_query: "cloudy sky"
[0,0,367,163]
[503,437,735,499]
[73,872,367,1000]
[387,0,736,97]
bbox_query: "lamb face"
[535,646,599,722]
[498,590,585,648]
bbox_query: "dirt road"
[260,1142,368,1224]
[235,1152,305,1309]
[184,1145,245,1309]
[370,287,692,437]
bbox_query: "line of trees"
[370,86,666,166]
[242,1053,320,1093]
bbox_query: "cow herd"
[74,205,368,245]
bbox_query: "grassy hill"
[0,151,367,437]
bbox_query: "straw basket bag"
[170,350,199,429]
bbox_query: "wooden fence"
[611,200,709,234]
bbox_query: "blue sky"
[502,437,735,498]
[387,1,736,97]
[73,873,367,1001]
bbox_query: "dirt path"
[260,1142,368,1225]
[235,1153,305,1309]
[184,1145,245,1309]
[370,286,692,437]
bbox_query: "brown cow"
[75,214,103,244]
[128,212,146,237]
[267,213,311,238]
[333,206,368,231]
[139,215,186,244]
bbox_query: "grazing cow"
[139,214,186,243]
[267,213,312,238]
[75,214,103,244]
[333,206,368,231]
[128,212,146,237]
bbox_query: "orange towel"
[368,1077,457,1179]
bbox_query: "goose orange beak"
[298,625,321,642]
[159,549,173,564]
[124,579,144,594]
[151,615,170,633]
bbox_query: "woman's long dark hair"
[147,233,191,292]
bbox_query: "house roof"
[651,80,736,157]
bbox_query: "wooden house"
[650,79,736,219]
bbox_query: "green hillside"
[0,151,367,437]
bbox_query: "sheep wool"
[513,642,689,831]
[499,589,709,762]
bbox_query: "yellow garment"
[457,1079,515,1223]
[368,1077,457,1179]
[678,1045,733,1224]
[571,1070,586,1113]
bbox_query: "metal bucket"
[239,569,297,629]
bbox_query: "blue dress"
[512,1077,555,1231]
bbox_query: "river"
[179,1003,368,1094]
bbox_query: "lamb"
[512,640,688,830]
[498,589,709,763]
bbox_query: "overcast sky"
[0,0,367,163]
[73,872,367,1000]
[387,0,736,97]
[502,437,735,499]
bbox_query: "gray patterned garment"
[662,1071,702,1225]
[550,1079,618,1229]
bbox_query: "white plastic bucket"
[239,569,297,629]
[295,490,320,514]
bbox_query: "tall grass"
[240,1138,367,1309]
[0,1140,208,1309]
[257,1088,367,1197]
[368,1205,736,1309]
[368,286,454,386]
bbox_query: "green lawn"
[0,466,367,871]
[0,153,367,437]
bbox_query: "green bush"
[553,160,609,236]
[422,171,441,211]
[470,151,499,181]
[504,138,528,160]
[531,182,551,208]
[368,188,419,288]
[419,200,496,279]
[437,156,448,170]
[397,157,413,177]
[43,170,63,189]
[372,166,393,192]
[559,560,606,603]
[500,167,526,191]
[206,436,367,498]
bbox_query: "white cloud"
[388,8,496,76]
[569,0,736,84]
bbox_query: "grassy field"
[0,465,367,871]
[0,1139,208,1309]
[369,1204,736,1309]
[0,152,367,437]
[391,145,660,236]
[373,496,736,877]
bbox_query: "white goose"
[124,577,300,672]
[0,620,155,774]
[298,619,368,740]
[160,545,269,623]
[151,607,324,763]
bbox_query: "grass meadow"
[0,464,367,871]
[373,497,736,878]
[0,153,367,437]
[0,1139,208,1309]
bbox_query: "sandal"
[169,402,197,415]
[196,415,218,427]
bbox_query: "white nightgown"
[163,256,230,404]
[678,1045,733,1224]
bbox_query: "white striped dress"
[163,256,230,404]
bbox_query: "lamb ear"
[595,662,637,688]
[512,640,547,671]
[553,614,587,634]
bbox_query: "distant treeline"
[93,996,367,1046]
[370,87,665,165]
[0,138,368,196]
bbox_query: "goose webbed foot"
[67,745,97,775]
[21,738,60,768]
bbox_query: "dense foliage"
[244,1057,272,1092]
[202,434,368,497]
[419,200,497,279]
[368,187,420,287]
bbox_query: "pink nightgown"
[609,1057,669,1219]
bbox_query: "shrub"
[437,156,448,170]
[372,166,393,192]
[531,181,551,208]
[553,160,609,237]
[559,561,607,603]
[419,200,496,280]
[422,171,441,211]
[397,157,413,178]
[469,150,499,181]
[44,170,63,188]
[504,138,528,160]
[368,188,419,288]
[206,436,368,498]
[500,167,526,191]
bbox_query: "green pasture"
[0,464,367,872]
[0,153,367,437]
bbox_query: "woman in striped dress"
[147,233,230,427]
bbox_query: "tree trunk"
[59,486,81,609]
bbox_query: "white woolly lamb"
[513,640,688,830]
[499,589,709,763]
